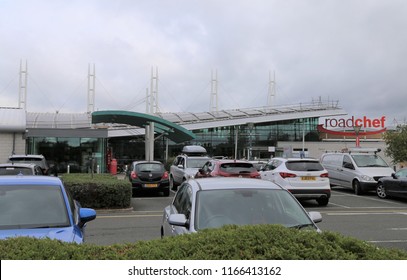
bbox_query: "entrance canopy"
[91,110,195,143]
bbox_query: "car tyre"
[163,188,170,197]
[353,180,363,195]
[376,183,387,199]
[170,175,177,191]
[316,197,329,206]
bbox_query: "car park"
[0,175,96,243]
[0,163,44,175]
[8,154,50,175]
[128,161,170,196]
[376,168,407,199]
[161,177,322,237]
[169,145,212,190]
[320,148,394,195]
[195,159,261,178]
[259,157,331,206]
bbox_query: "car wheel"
[170,175,177,191]
[353,180,363,195]
[163,188,170,197]
[376,183,387,199]
[316,196,329,206]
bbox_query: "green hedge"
[1,225,406,260]
[61,174,131,209]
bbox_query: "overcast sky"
[1,0,406,125]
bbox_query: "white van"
[320,148,394,195]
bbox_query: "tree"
[382,125,407,164]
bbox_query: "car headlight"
[361,175,374,182]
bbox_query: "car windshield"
[351,154,389,167]
[285,161,324,171]
[219,162,256,174]
[0,185,70,229]
[187,158,209,168]
[0,167,33,175]
[195,189,314,230]
[137,163,163,172]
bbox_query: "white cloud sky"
[1,0,407,125]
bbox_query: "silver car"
[161,177,322,237]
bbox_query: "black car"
[129,161,170,196]
[376,168,407,199]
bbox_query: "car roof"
[271,157,320,162]
[132,160,163,164]
[0,175,62,186]
[189,177,283,191]
[212,159,251,163]
[9,154,45,159]
[0,163,40,168]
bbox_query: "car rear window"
[285,161,324,171]
[0,167,33,175]
[136,163,164,172]
[220,162,256,173]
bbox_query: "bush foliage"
[61,173,131,209]
[1,225,406,260]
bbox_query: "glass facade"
[26,137,107,173]
[25,117,319,173]
[108,117,320,168]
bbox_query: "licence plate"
[301,176,316,181]
[145,183,158,188]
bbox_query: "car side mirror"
[168,213,188,228]
[177,164,184,169]
[392,173,398,179]
[78,208,97,227]
[308,211,322,223]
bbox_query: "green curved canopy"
[91,110,195,143]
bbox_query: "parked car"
[259,157,331,206]
[161,177,322,237]
[195,159,261,179]
[8,154,50,175]
[320,148,394,195]
[0,176,96,243]
[0,163,44,175]
[169,145,212,190]
[376,168,407,199]
[128,161,170,196]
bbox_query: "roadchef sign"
[317,116,387,136]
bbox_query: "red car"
[195,159,261,179]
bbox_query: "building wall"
[0,132,26,162]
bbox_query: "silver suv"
[8,154,50,175]
[169,146,211,190]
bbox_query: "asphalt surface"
[86,187,407,252]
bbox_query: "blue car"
[0,176,96,243]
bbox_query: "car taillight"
[252,171,261,179]
[279,172,297,178]
[131,171,137,179]
[320,172,329,178]
[162,171,169,179]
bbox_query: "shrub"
[1,225,406,260]
[61,173,131,209]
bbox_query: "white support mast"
[18,60,28,110]
[145,67,159,161]
[267,71,276,107]
[87,63,96,113]
[210,69,218,112]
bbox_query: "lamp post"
[247,122,254,160]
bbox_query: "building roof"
[3,100,347,141]
[91,110,196,143]
[0,108,26,132]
